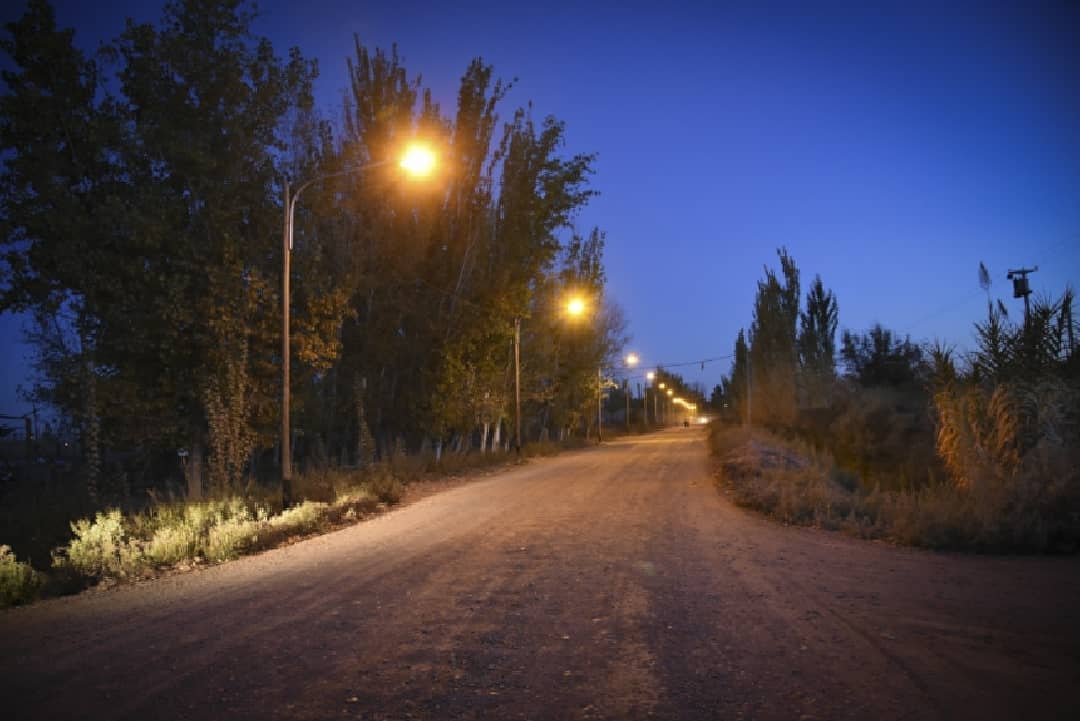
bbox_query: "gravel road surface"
[3,428,1079,720]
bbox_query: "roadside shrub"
[59,509,146,579]
[144,523,200,566]
[205,516,264,561]
[0,545,42,607]
[428,448,512,474]
[293,467,362,504]
[270,501,328,536]
[39,437,511,600]
[366,465,404,504]
[711,421,1079,551]
[935,377,1080,549]
[387,452,427,483]
[328,488,379,523]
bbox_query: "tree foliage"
[798,274,838,407]
[748,247,800,426]
[0,1,618,495]
[840,325,923,389]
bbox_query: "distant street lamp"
[281,143,436,506]
[624,352,639,430]
[645,370,655,424]
[513,295,588,456]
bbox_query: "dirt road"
[3,429,1079,720]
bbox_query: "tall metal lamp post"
[514,295,588,456]
[624,353,639,429]
[645,371,655,425]
[281,145,435,506]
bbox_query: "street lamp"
[624,352,639,429]
[645,370,655,425]
[281,143,436,505]
[514,294,587,457]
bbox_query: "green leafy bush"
[144,524,200,566]
[1,545,42,607]
[270,501,328,535]
[59,510,146,578]
[205,516,264,561]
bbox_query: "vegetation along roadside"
[708,250,1078,553]
[0,437,596,609]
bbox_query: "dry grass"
[711,425,877,534]
[709,422,1079,552]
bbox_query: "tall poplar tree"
[749,247,800,426]
[798,274,839,407]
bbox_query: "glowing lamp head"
[658,382,666,389]
[566,297,586,317]
[626,353,639,367]
[667,389,674,396]
[400,144,436,177]
[646,371,656,381]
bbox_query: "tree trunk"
[480,422,490,454]
[83,360,100,503]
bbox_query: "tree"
[748,248,800,426]
[321,41,601,456]
[2,0,319,497]
[798,274,838,407]
[0,0,125,498]
[840,324,923,388]
[726,330,749,424]
[3,4,610,499]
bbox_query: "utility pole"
[514,317,522,457]
[1007,265,1038,327]
[625,380,631,431]
[597,367,603,443]
[281,178,292,508]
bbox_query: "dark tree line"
[0,0,626,500]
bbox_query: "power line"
[654,355,733,369]
[899,289,984,335]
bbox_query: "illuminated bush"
[59,510,146,579]
[144,523,200,566]
[205,517,264,562]
[269,501,328,535]
[0,545,41,607]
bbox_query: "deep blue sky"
[2,0,1078,415]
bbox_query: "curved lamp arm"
[286,159,391,250]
